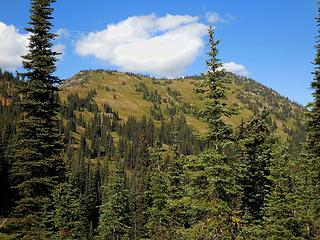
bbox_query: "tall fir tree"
[146,145,171,239]
[194,26,235,149]
[177,149,242,240]
[308,0,320,162]
[8,0,66,237]
[96,158,130,240]
[131,133,150,239]
[82,163,102,237]
[305,1,320,237]
[238,109,275,222]
[259,143,305,240]
[0,133,9,215]
[176,26,242,239]
[46,180,87,240]
[0,76,18,215]
[164,120,186,238]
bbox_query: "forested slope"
[0,67,307,238]
[1,0,320,238]
[60,69,305,150]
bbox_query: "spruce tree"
[305,1,320,237]
[0,77,18,215]
[180,26,241,239]
[259,143,304,240]
[82,163,101,237]
[146,146,171,239]
[165,122,185,237]
[0,134,9,215]
[179,150,241,239]
[238,110,275,222]
[131,134,150,239]
[167,116,184,200]
[46,181,87,240]
[194,26,235,149]
[9,0,66,237]
[308,0,320,160]
[96,159,130,240]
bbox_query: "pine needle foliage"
[9,0,66,236]
[194,26,235,148]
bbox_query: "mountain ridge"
[60,69,304,138]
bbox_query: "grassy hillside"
[60,69,304,138]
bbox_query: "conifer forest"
[1,0,320,239]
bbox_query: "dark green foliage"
[0,73,18,215]
[171,26,242,239]
[131,134,150,239]
[238,110,275,222]
[46,181,87,240]
[63,90,98,115]
[150,103,163,121]
[8,0,66,237]
[71,135,89,193]
[259,144,305,240]
[96,159,130,240]
[302,2,320,238]
[177,150,242,239]
[146,146,171,239]
[82,163,102,236]
[233,73,305,155]
[169,115,203,155]
[103,102,113,113]
[307,3,320,156]
[135,82,161,104]
[194,26,235,147]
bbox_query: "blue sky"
[0,0,317,105]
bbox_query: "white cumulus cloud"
[206,12,224,23]
[221,62,249,76]
[76,14,208,77]
[0,22,66,71]
[56,28,70,39]
[53,44,66,59]
[205,11,236,24]
[0,22,28,70]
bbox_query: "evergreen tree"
[194,26,235,149]
[131,134,150,239]
[305,1,320,237]
[164,116,187,237]
[8,0,66,237]
[238,110,275,222]
[0,107,16,215]
[178,26,241,239]
[169,115,181,157]
[72,135,89,193]
[96,158,130,240]
[0,71,18,215]
[0,133,9,215]
[179,150,241,239]
[83,163,101,237]
[46,181,87,240]
[146,146,171,239]
[259,143,305,240]
[307,0,320,163]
